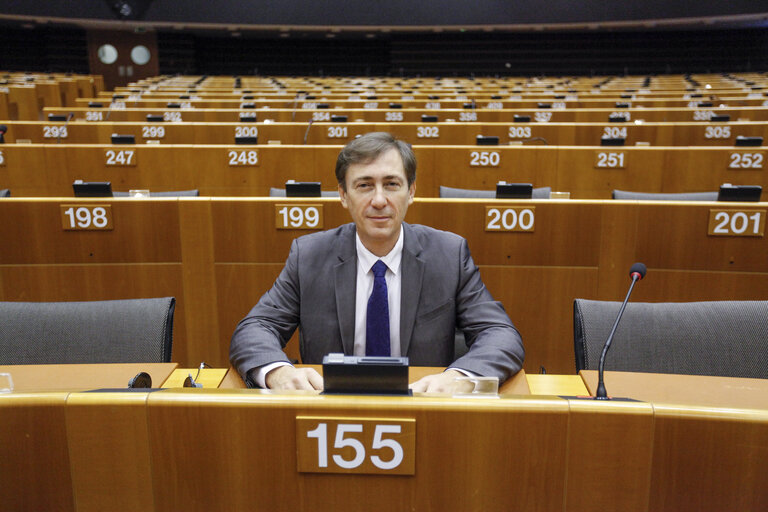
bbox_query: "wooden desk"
[580,369,768,409]
[219,365,531,395]
[0,362,177,392]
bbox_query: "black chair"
[573,299,768,378]
[439,185,552,199]
[268,187,340,198]
[611,190,717,201]
[112,190,200,197]
[0,298,175,364]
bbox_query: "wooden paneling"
[66,392,155,512]
[0,392,74,512]
[146,392,570,511]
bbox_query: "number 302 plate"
[296,416,416,475]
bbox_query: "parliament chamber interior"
[1,2,767,511]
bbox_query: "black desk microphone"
[595,262,647,400]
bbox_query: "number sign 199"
[275,204,323,230]
[297,417,416,475]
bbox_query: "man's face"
[339,147,415,256]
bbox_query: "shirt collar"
[355,225,404,276]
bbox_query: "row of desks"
[1,144,766,198]
[3,119,767,145]
[1,363,766,512]
[44,105,768,123]
[2,197,767,373]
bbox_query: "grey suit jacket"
[230,222,524,384]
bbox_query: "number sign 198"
[61,205,113,230]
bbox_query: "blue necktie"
[366,260,391,357]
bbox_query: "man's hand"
[409,369,473,394]
[265,365,324,391]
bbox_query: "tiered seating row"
[1,144,765,198]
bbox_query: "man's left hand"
[409,369,474,394]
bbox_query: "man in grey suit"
[230,132,524,392]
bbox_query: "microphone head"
[629,262,647,280]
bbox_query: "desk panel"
[146,392,570,511]
[0,392,74,512]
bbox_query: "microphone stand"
[594,273,641,400]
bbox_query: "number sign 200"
[61,205,113,230]
[486,207,535,232]
[297,417,415,475]
[275,205,323,229]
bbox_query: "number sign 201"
[708,210,765,237]
[61,205,113,230]
[275,204,323,229]
[297,417,415,475]
[486,207,535,232]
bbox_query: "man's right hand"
[265,365,324,390]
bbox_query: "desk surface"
[219,365,531,395]
[0,363,177,392]
[581,369,768,409]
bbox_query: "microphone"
[0,124,6,144]
[303,118,314,145]
[594,262,647,400]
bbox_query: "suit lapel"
[399,223,424,357]
[335,226,357,355]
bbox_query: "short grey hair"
[335,132,416,190]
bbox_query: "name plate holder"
[322,354,410,395]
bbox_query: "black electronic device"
[145,114,164,122]
[48,114,67,122]
[463,103,475,109]
[491,95,502,99]
[241,95,254,100]
[73,180,113,197]
[241,103,256,109]
[179,95,190,99]
[331,115,348,122]
[285,181,321,197]
[609,114,628,123]
[112,94,126,100]
[428,95,439,100]
[111,134,135,144]
[697,102,713,107]
[127,372,152,389]
[322,354,409,395]
[734,136,763,147]
[316,103,330,109]
[601,137,625,146]
[476,135,499,146]
[710,114,731,122]
[389,103,402,109]
[88,102,103,108]
[421,115,438,122]
[166,102,181,109]
[496,182,533,199]
[718,184,762,202]
[537,103,552,109]
[239,113,257,122]
[615,102,630,108]
[513,115,531,123]
[235,136,258,145]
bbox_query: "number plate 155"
[297,417,416,475]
